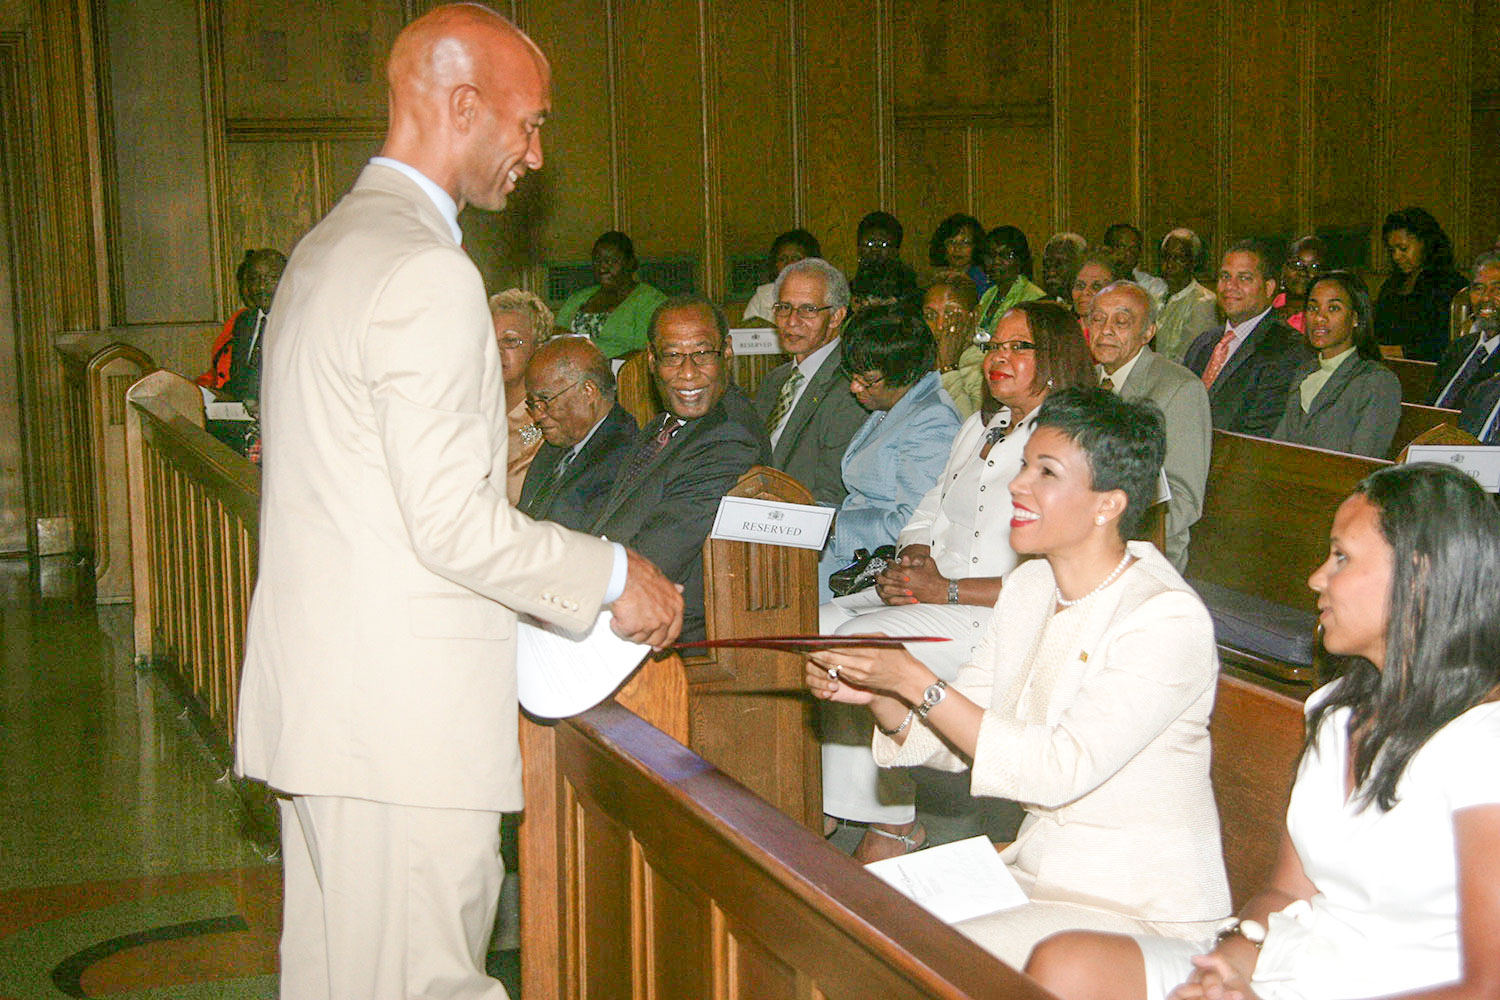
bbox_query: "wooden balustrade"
[124,370,259,745]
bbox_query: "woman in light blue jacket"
[817,305,960,602]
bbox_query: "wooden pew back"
[1389,402,1461,460]
[1189,431,1387,608]
[521,702,1052,1000]
[1210,674,1305,908]
[1384,357,1437,404]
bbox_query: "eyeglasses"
[981,339,1036,355]
[944,235,975,247]
[653,348,724,370]
[987,248,1019,262]
[844,369,887,390]
[772,302,836,321]
[525,378,584,413]
[859,238,895,251]
[496,335,531,351]
[1287,261,1324,274]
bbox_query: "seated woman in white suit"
[807,386,1230,969]
[817,300,1094,862]
[1028,462,1500,1000]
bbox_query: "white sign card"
[710,495,834,551]
[729,327,783,356]
[1404,445,1500,492]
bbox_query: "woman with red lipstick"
[1271,271,1401,458]
[816,301,1091,862]
[1029,463,1500,1000]
[808,387,1228,963]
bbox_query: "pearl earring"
[1094,515,1106,525]
[1046,378,1055,388]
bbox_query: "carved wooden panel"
[1140,0,1218,259]
[1471,108,1500,258]
[319,137,384,215]
[893,124,967,272]
[1311,0,1381,231]
[971,125,1053,261]
[892,0,1049,111]
[225,141,319,263]
[1223,0,1298,241]
[1060,0,1137,243]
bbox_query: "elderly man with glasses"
[755,257,870,506]
[591,296,770,642]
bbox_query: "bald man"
[233,6,682,997]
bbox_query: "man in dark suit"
[1428,252,1500,409]
[1183,237,1312,436]
[517,337,636,531]
[1459,374,1500,443]
[593,296,771,642]
[754,257,867,506]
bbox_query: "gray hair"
[1472,250,1500,280]
[488,288,555,340]
[1044,232,1088,255]
[1160,227,1204,267]
[1098,279,1159,326]
[773,257,850,310]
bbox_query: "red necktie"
[1200,328,1238,389]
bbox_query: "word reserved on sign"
[711,495,834,551]
[1404,445,1500,492]
[729,328,784,356]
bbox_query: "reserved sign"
[711,495,834,550]
[1405,445,1500,492]
[729,327,784,356]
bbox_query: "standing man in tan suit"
[233,7,682,998]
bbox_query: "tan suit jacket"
[235,164,615,812]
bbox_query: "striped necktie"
[766,369,805,435]
[1200,328,1237,389]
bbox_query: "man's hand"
[610,548,684,649]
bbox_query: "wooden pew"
[55,332,156,602]
[1388,402,1461,460]
[1209,674,1304,908]
[1385,357,1437,404]
[520,700,1053,1000]
[615,349,659,427]
[1187,431,1388,692]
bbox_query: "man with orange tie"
[1183,238,1311,436]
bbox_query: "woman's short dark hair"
[1380,207,1456,274]
[771,228,821,261]
[1306,463,1500,813]
[929,213,985,268]
[593,230,636,261]
[1008,299,1094,396]
[986,225,1035,280]
[1306,270,1381,361]
[850,257,921,311]
[840,304,935,388]
[1033,386,1166,538]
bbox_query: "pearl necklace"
[1054,550,1133,608]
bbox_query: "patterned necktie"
[766,369,805,435]
[525,448,576,516]
[1434,344,1490,409]
[1200,328,1238,389]
[1099,373,1115,392]
[620,413,681,488]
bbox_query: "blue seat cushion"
[1188,579,1317,668]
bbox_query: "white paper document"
[864,835,1029,925]
[515,610,652,719]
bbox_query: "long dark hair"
[1381,206,1456,275]
[1306,463,1500,812]
[1305,270,1381,362]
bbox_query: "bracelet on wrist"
[947,578,960,604]
[878,709,915,737]
[1213,918,1266,951]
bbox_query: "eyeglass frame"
[524,378,586,414]
[980,338,1037,355]
[771,302,837,321]
[842,368,888,390]
[652,347,725,370]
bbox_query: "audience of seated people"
[1087,281,1211,569]
[817,300,1093,861]
[1101,223,1167,308]
[1071,248,1126,325]
[922,268,984,418]
[1153,228,1219,363]
[816,306,960,602]
[756,257,869,506]
[588,296,769,643]
[928,212,990,295]
[489,288,554,501]
[1430,250,1500,410]
[975,225,1046,338]
[553,230,668,359]
[1374,206,1467,362]
[1272,235,1326,333]
[1039,231,1089,303]
[1271,270,1402,458]
[808,387,1231,968]
[742,228,821,325]
[1029,463,1500,1000]
[1183,237,1312,436]
[197,247,287,402]
[516,336,636,530]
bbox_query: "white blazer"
[235,165,616,812]
[875,542,1230,922]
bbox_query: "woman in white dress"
[1028,462,1500,1000]
[806,387,1230,967]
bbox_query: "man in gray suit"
[1088,281,1212,570]
[755,258,867,506]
